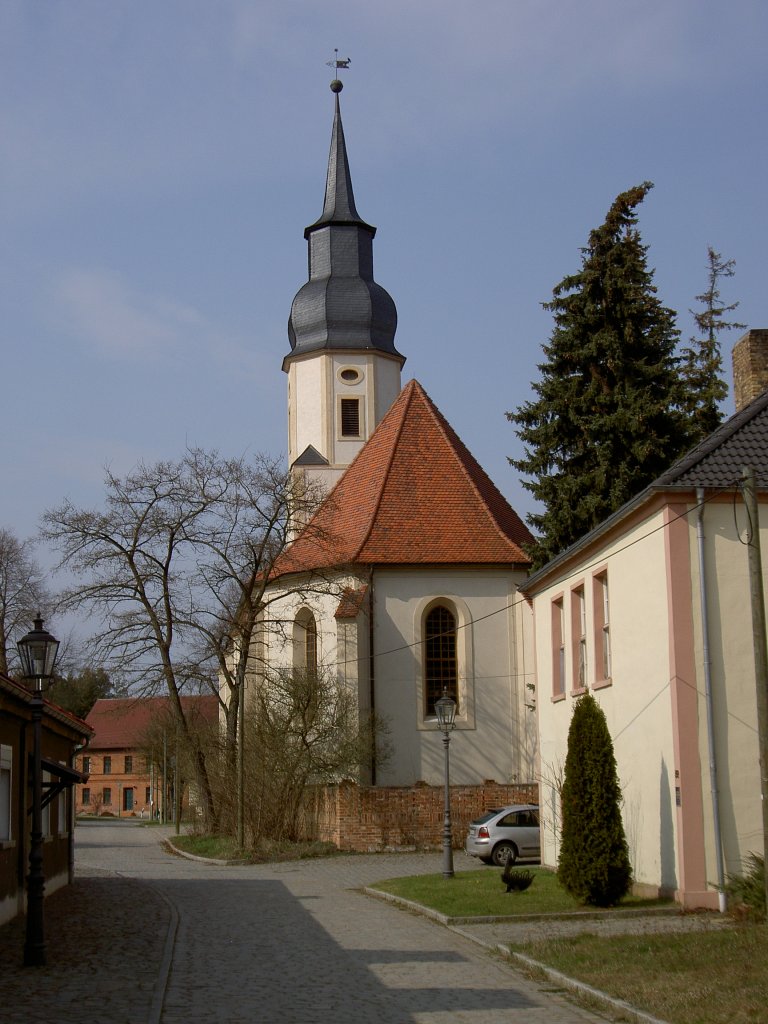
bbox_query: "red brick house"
[75,696,218,820]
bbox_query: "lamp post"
[434,689,457,879]
[17,616,60,967]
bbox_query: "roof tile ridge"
[415,382,529,555]
[658,389,768,486]
[354,380,417,558]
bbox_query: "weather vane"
[326,48,351,72]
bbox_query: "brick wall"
[733,329,768,411]
[300,780,539,852]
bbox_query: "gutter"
[696,488,726,911]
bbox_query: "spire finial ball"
[330,79,343,93]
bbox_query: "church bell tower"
[284,79,405,490]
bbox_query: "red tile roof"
[85,695,219,750]
[274,380,533,576]
[334,585,369,619]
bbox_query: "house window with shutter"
[551,597,565,699]
[571,585,587,692]
[593,571,612,685]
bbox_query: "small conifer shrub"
[558,693,632,906]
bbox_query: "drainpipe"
[368,568,376,786]
[696,488,727,911]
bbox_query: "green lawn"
[512,927,767,1024]
[371,866,671,917]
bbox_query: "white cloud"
[54,267,197,358]
[52,266,268,381]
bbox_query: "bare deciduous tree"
[0,528,51,676]
[226,667,389,846]
[42,448,333,829]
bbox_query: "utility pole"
[162,731,167,825]
[741,467,768,915]
[237,668,245,850]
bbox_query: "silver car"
[464,804,540,866]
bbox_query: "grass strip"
[170,834,339,863]
[510,927,767,1024]
[371,867,671,917]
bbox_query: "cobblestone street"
[0,821,617,1023]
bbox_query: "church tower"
[285,80,405,490]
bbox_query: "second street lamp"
[17,616,60,968]
[435,689,457,879]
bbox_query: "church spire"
[310,81,369,233]
[285,80,403,365]
[284,78,404,489]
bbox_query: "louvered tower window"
[340,398,361,437]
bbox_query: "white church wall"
[288,351,402,475]
[370,567,534,788]
[288,356,326,468]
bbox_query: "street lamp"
[17,616,60,967]
[435,689,457,879]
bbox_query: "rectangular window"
[551,598,565,697]
[124,755,133,773]
[103,787,112,806]
[82,755,91,774]
[593,571,612,683]
[0,744,12,841]
[82,787,91,806]
[571,586,587,691]
[58,780,67,835]
[340,398,361,437]
[145,786,151,804]
[103,756,112,774]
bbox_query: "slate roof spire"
[285,80,403,367]
[311,79,370,234]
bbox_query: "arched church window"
[305,614,318,677]
[294,609,318,676]
[424,605,458,717]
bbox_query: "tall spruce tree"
[558,693,632,906]
[508,182,690,568]
[679,247,744,441]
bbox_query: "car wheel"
[491,841,518,866]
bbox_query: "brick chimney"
[732,329,768,411]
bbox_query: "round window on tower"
[338,367,362,385]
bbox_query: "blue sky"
[2,0,767,569]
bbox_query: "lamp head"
[434,689,457,733]
[17,616,60,691]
